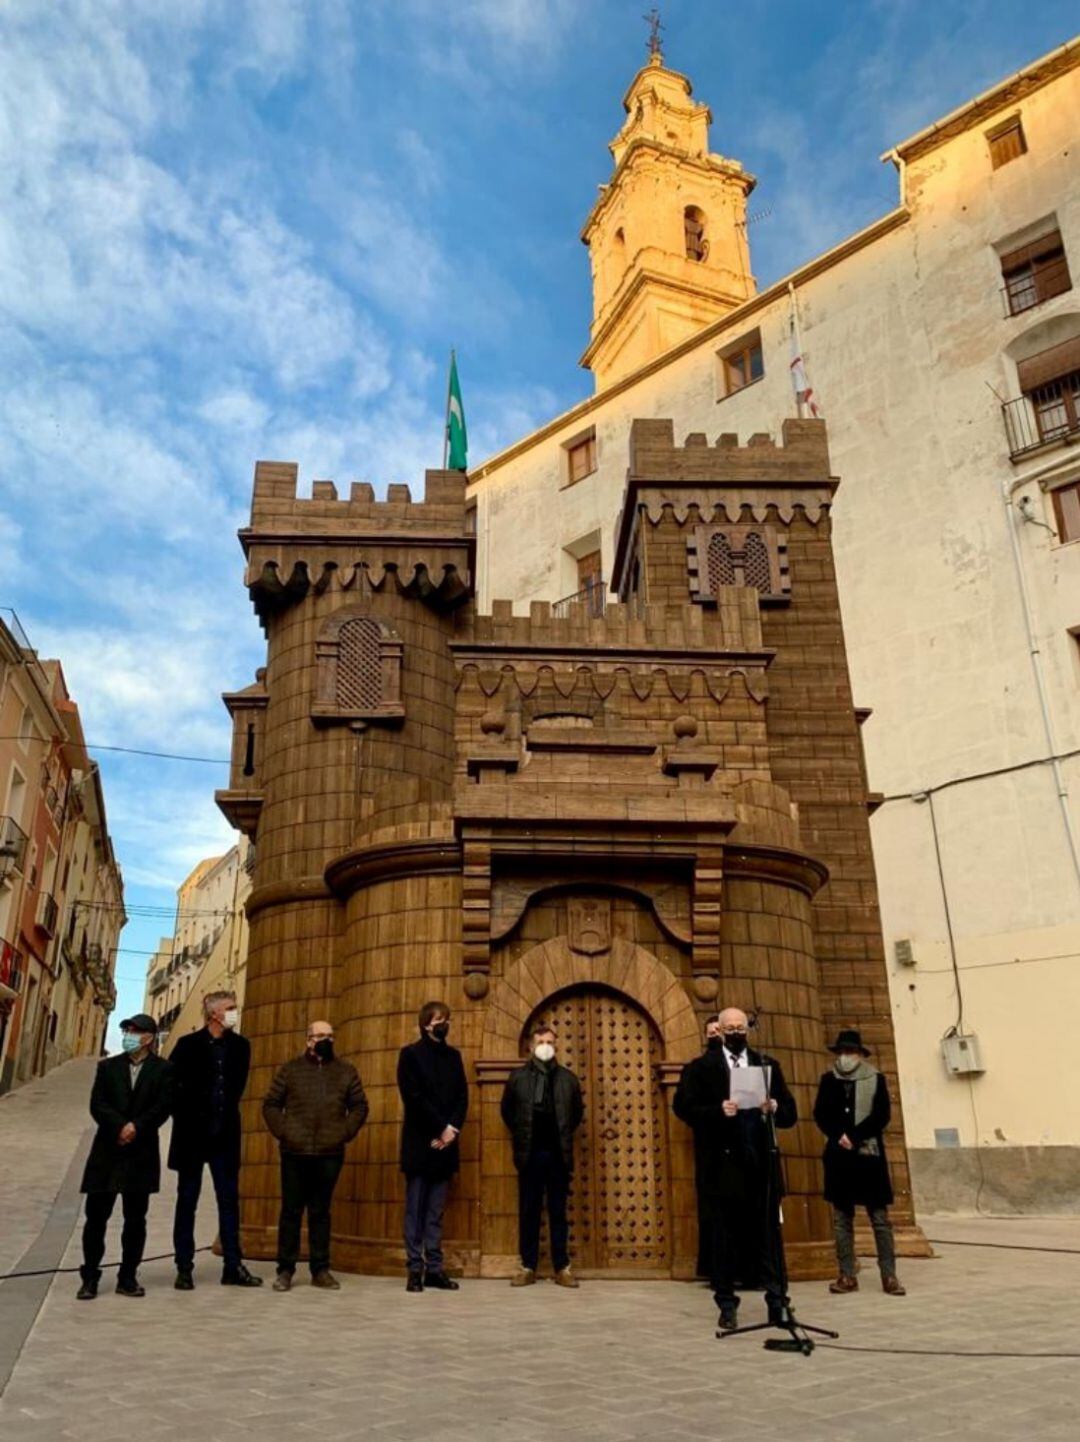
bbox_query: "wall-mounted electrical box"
[941,1032,985,1076]
[894,938,915,967]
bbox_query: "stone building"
[467,40,1080,1210]
[217,415,925,1278]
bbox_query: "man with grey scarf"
[813,1029,905,1296]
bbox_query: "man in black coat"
[813,1027,905,1296]
[501,1022,584,1289]
[673,1006,797,1330]
[169,990,261,1290]
[693,1014,722,1277]
[397,999,469,1293]
[77,1014,174,1300]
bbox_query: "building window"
[1051,481,1080,543]
[684,207,708,262]
[1017,339,1080,446]
[1000,229,1071,316]
[718,331,764,398]
[987,115,1027,170]
[312,609,404,726]
[563,429,597,486]
[687,525,790,606]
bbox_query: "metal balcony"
[0,815,28,879]
[36,891,59,937]
[0,938,24,993]
[552,578,607,619]
[1002,388,1080,461]
[1001,256,1071,317]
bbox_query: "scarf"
[833,1058,880,1156]
[530,1057,554,1109]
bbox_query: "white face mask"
[222,1009,239,1030]
[534,1042,555,1063]
[835,1053,861,1074]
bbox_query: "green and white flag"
[445,350,467,471]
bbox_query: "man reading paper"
[673,1007,797,1332]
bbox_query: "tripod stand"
[716,1059,838,1356]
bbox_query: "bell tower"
[580,45,757,390]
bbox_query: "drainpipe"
[1001,483,1080,893]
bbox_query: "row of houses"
[142,837,252,1054]
[0,610,124,1092]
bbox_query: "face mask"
[121,1034,143,1054]
[223,1009,239,1030]
[724,1033,748,1055]
[430,1022,449,1041]
[313,1039,334,1062]
[835,1053,861,1074]
[533,1042,555,1063]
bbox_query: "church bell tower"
[581,42,757,390]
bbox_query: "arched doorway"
[527,985,670,1274]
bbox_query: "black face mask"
[706,1037,723,1051]
[724,1033,748,1055]
[430,1022,450,1041]
[313,1039,334,1062]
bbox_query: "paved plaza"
[2,1061,1078,1442]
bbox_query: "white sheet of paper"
[729,1065,768,1110]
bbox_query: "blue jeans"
[173,1146,242,1273]
[404,1174,449,1272]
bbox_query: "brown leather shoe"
[311,1270,341,1290]
[882,1273,906,1296]
[829,1274,858,1293]
[554,1267,579,1289]
[510,1267,537,1287]
[272,1271,293,1292]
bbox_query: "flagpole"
[443,348,454,468]
[787,282,805,420]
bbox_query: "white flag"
[789,315,821,419]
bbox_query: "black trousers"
[173,1145,242,1272]
[81,1190,150,1284]
[277,1153,343,1276]
[710,1189,785,1309]
[518,1146,570,1273]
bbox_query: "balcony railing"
[0,938,24,993]
[1002,387,1080,460]
[553,578,607,619]
[36,891,59,937]
[1001,256,1071,317]
[0,815,29,878]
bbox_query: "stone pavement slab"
[3,1060,1080,1442]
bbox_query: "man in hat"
[77,1014,174,1299]
[169,990,262,1290]
[813,1028,905,1296]
[673,1006,797,1331]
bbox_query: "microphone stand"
[716,1031,838,1356]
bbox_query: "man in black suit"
[397,1000,469,1293]
[77,1013,174,1299]
[674,1006,797,1331]
[169,990,261,1290]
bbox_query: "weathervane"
[644,7,664,61]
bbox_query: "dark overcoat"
[80,1052,174,1195]
[672,1046,797,1209]
[812,1069,894,1211]
[500,1060,584,1173]
[167,1027,251,1171]
[397,1035,469,1179]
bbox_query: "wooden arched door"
[528,985,670,1274]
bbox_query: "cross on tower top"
[644,7,663,61]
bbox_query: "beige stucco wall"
[469,57,1080,1163]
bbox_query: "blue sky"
[1,0,1076,1032]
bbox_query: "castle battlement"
[247,461,469,537]
[628,416,833,483]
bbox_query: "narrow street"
[2,1060,1078,1442]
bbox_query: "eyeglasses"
[720,1027,748,1036]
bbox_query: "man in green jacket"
[263,1020,368,1291]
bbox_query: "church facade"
[217,413,926,1277]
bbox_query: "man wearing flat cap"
[77,1014,174,1299]
[813,1028,905,1297]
